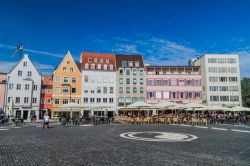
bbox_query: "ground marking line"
[0,129,9,131]
[180,124,192,127]
[230,129,250,133]
[194,126,208,129]
[211,127,228,131]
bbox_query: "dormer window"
[67,61,70,64]
[100,58,104,63]
[63,67,67,72]
[23,62,27,67]
[135,61,140,67]
[106,59,110,63]
[94,58,98,62]
[122,61,127,68]
[88,57,92,62]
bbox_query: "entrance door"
[16,110,21,118]
[23,110,28,120]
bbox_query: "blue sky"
[1,0,250,77]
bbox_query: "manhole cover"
[120,132,198,142]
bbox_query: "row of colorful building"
[0,52,242,120]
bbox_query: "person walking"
[43,113,50,130]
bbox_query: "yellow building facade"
[52,51,82,118]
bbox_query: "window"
[100,58,104,63]
[91,64,96,70]
[85,63,89,69]
[8,97,10,103]
[220,96,229,101]
[90,87,95,94]
[72,88,76,93]
[23,62,27,66]
[140,87,144,94]
[163,91,169,99]
[72,77,76,83]
[32,98,37,104]
[97,87,101,93]
[119,78,123,84]
[56,76,60,83]
[186,80,192,86]
[109,77,114,83]
[208,67,217,73]
[97,98,101,103]
[139,69,144,75]
[209,77,218,82]
[63,67,67,72]
[126,69,130,75]
[228,67,237,73]
[194,92,201,98]
[133,78,137,84]
[18,70,22,77]
[55,87,60,93]
[110,87,114,94]
[126,78,130,84]
[133,87,137,93]
[84,98,88,103]
[122,61,127,68]
[126,87,130,93]
[63,87,69,93]
[163,79,169,85]
[47,89,52,94]
[70,68,74,72]
[135,61,140,67]
[119,69,123,75]
[156,91,162,99]
[47,99,51,104]
[218,58,227,64]
[103,98,107,103]
[172,92,177,99]
[27,71,32,77]
[218,67,227,73]
[210,96,219,102]
[194,80,200,86]
[125,98,131,106]
[209,86,218,91]
[179,80,185,86]
[118,97,124,106]
[94,58,98,62]
[156,80,161,86]
[103,64,107,70]
[90,76,95,83]
[71,99,76,103]
[103,87,107,94]
[208,58,217,63]
[64,77,68,83]
[24,97,29,103]
[15,97,20,104]
[228,58,236,64]
[230,96,239,102]
[188,92,193,99]
[97,64,101,70]
[110,65,114,70]
[90,98,95,103]
[109,98,113,103]
[25,84,29,90]
[119,87,123,93]
[106,59,110,63]
[133,69,137,75]
[9,83,13,90]
[171,79,177,86]
[180,92,184,99]
[84,86,88,93]
[219,86,228,91]
[54,99,60,104]
[34,85,38,90]
[148,92,154,99]
[88,58,92,62]
[140,78,143,84]
[16,84,21,90]
[67,61,70,64]
[219,77,227,82]
[229,77,237,82]
[147,79,154,86]
[84,75,89,82]
[128,61,133,67]
[229,86,238,91]
[103,76,108,83]
[63,99,69,104]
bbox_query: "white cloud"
[233,51,250,78]
[0,43,63,58]
[0,61,17,73]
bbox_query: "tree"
[241,77,250,107]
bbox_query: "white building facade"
[193,54,242,106]
[81,52,117,117]
[4,54,42,121]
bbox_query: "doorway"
[23,110,28,120]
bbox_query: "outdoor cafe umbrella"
[229,106,250,112]
[127,101,152,116]
[154,100,178,109]
[184,103,206,109]
[62,102,84,118]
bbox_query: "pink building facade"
[0,73,7,111]
[146,66,202,104]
